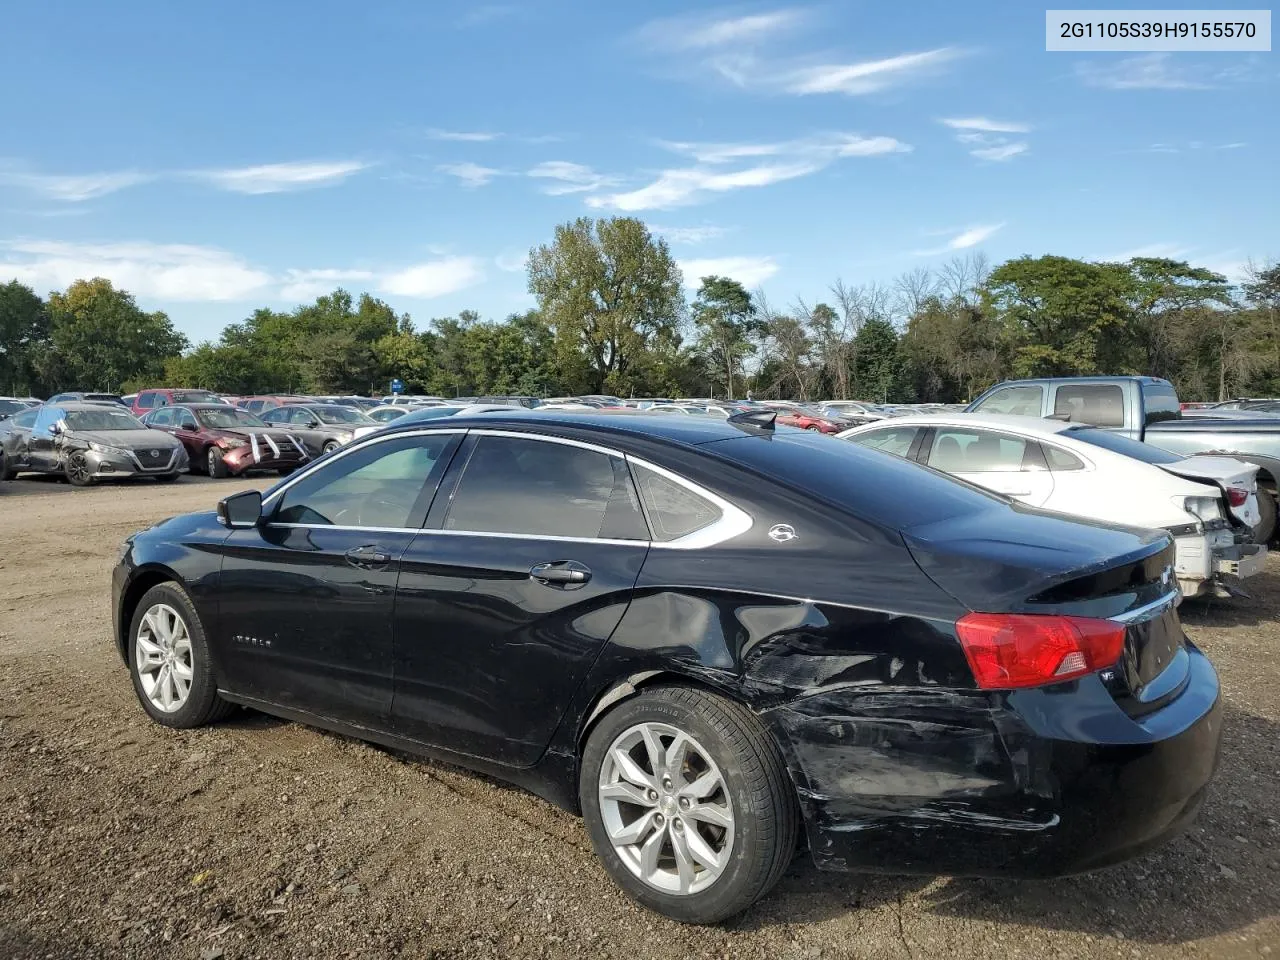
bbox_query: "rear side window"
[1054,384,1125,427]
[1141,383,1181,425]
[846,426,919,459]
[972,385,1043,416]
[1043,445,1084,471]
[927,428,1033,473]
[444,436,647,540]
[630,463,722,541]
[136,392,155,409]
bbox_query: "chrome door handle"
[530,561,592,586]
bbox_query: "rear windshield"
[1065,426,1180,464]
[704,431,1004,529]
[1141,383,1181,425]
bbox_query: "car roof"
[843,412,1076,439]
[378,410,781,446]
[51,401,138,412]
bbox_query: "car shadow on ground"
[732,701,1280,943]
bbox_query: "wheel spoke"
[684,770,721,800]
[638,824,666,880]
[171,658,193,681]
[172,671,191,701]
[669,827,697,893]
[609,809,659,846]
[686,802,732,830]
[157,666,172,708]
[664,732,690,783]
[599,781,654,807]
[611,748,656,791]
[142,611,165,643]
[639,726,664,779]
[683,825,724,874]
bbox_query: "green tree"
[528,217,684,394]
[48,278,186,391]
[0,281,50,395]
[1126,258,1231,378]
[852,316,905,402]
[691,276,760,399]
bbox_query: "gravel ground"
[0,475,1277,960]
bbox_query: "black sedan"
[111,412,1221,923]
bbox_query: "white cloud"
[783,48,961,95]
[198,160,371,194]
[437,162,503,187]
[651,224,728,245]
[664,133,909,164]
[0,168,152,202]
[680,256,779,288]
[1076,53,1212,90]
[279,268,376,301]
[941,117,1030,134]
[913,224,1005,257]
[970,142,1028,161]
[587,162,819,212]
[1,240,273,300]
[379,256,485,298]
[426,128,502,142]
[494,251,527,273]
[638,10,806,51]
[527,161,620,195]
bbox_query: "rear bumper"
[776,644,1222,879]
[1174,531,1265,597]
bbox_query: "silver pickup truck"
[967,376,1280,549]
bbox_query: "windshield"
[65,409,145,431]
[315,405,369,424]
[1065,426,1180,464]
[197,407,267,429]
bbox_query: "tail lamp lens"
[1226,487,1248,507]
[955,613,1126,690]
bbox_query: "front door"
[27,405,67,471]
[922,426,1055,507]
[213,431,463,727]
[391,432,651,766]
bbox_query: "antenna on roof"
[727,409,776,432]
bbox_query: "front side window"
[147,408,174,426]
[289,408,319,425]
[34,406,68,435]
[1054,384,1125,427]
[927,429,1031,473]
[847,427,919,459]
[11,409,38,429]
[972,385,1044,417]
[273,433,458,528]
[315,406,367,424]
[260,408,288,424]
[444,436,647,540]
[630,463,722,542]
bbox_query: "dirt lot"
[0,476,1277,960]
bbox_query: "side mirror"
[217,489,263,528]
[307,419,321,429]
[182,420,198,431]
[49,421,64,436]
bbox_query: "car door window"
[927,429,1033,473]
[629,463,722,541]
[12,409,38,429]
[175,408,199,430]
[272,434,458,529]
[289,408,316,425]
[847,426,919,459]
[33,406,67,437]
[1053,384,1124,427]
[148,408,173,426]
[136,392,155,409]
[443,436,647,540]
[972,385,1044,417]
[261,408,286,424]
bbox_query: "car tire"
[579,685,798,925]
[322,440,340,455]
[804,424,820,431]
[65,451,93,486]
[206,447,229,479]
[127,582,234,729]
[1253,489,1277,544]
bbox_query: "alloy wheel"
[598,722,735,896]
[66,453,91,485]
[208,448,220,475]
[134,603,194,713]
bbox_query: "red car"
[771,409,845,434]
[131,388,228,417]
[140,403,311,478]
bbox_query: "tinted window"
[197,407,267,429]
[136,392,156,409]
[260,408,285,423]
[445,436,647,540]
[1064,426,1180,464]
[274,434,457,528]
[1054,384,1125,427]
[973,385,1043,416]
[315,406,367,424]
[1141,383,1181,425]
[847,426,919,458]
[927,429,1031,473]
[148,408,173,426]
[12,409,38,429]
[630,463,721,541]
[1043,445,1084,471]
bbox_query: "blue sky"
[1,1,1275,342]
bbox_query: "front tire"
[580,685,798,924]
[127,583,234,729]
[206,446,229,479]
[322,440,340,455]
[65,451,93,486]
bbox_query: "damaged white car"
[840,413,1267,599]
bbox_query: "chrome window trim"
[259,425,753,550]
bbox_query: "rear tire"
[579,685,798,924]
[206,446,229,479]
[1253,489,1277,544]
[127,582,234,729]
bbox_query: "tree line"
[2,216,1278,402]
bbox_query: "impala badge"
[768,524,797,543]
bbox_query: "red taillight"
[1226,488,1248,507]
[955,613,1126,690]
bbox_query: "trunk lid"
[1156,455,1260,529]
[903,503,1184,707]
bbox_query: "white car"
[839,413,1268,599]
[350,404,527,440]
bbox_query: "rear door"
[923,426,1055,506]
[390,431,651,765]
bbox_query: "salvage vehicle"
[259,403,372,454]
[141,404,310,478]
[840,413,1267,598]
[47,391,126,405]
[4,401,186,485]
[112,410,1220,923]
[967,376,1280,540]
